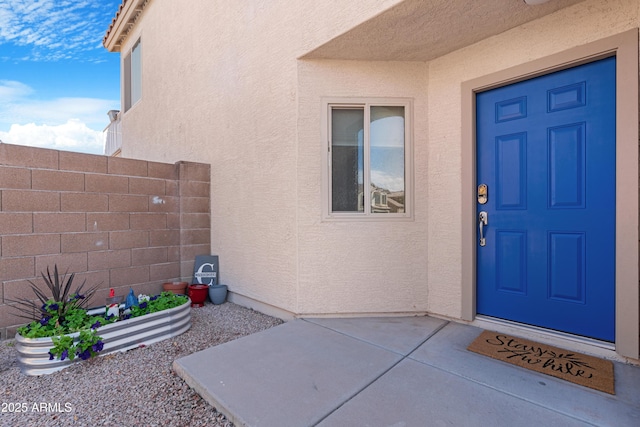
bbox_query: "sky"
[0,0,123,155]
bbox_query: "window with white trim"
[326,99,411,219]
[124,38,142,111]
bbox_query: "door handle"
[479,211,488,247]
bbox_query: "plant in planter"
[11,265,99,326]
[129,292,189,317]
[10,265,107,361]
[37,302,112,361]
[11,265,192,375]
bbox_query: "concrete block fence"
[0,143,211,339]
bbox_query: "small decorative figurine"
[106,303,119,319]
[125,288,138,310]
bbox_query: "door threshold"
[471,315,625,363]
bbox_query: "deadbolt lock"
[477,184,488,204]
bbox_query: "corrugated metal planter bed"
[15,298,191,376]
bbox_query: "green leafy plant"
[14,267,189,365]
[12,265,106,362]
[49,329,104,362]
[18,304,94,338]
[129,292,188,318]
[9,264,99,324]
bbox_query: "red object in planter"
[187,284,208,307]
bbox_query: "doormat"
[467,331,615,394]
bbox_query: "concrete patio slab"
[409,322,640,426]
[304,316,447,355]
[173,319,403,427]
[174,316,640,427]
[317,358,587,427]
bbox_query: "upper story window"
[325,98,412,220]
[124,38,142,111]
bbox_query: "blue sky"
[0,1,122,154]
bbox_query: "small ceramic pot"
[163,281,188,295]
[188,284,209,307]
[208,284,228,305]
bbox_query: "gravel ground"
[0,302,284,427]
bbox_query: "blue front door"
[476,57,616,342]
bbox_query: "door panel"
[476,57,616,342]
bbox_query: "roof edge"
[103,0,150,52]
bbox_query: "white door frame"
[460,29,639,359]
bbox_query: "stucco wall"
[296,0,640,318]
[114,0,406,313]
[425,0,640,320]
[297,60,429,315]
[110,0,639,321]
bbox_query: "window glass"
[124,39,141,111]
[124,52,132,110]
[331,108,364,212]
[370,106,405,214]
[328,101,409,218]
[130,40,142,106]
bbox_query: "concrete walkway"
[174,317,640,427]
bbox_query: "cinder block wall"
[0,143,211,339]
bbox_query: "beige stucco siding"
[110,0,639,358]
[116,0,406,313]
[426,0,640,320]
[296,59,429,315]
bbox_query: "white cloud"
[0,80,116,155]
[0,79,117,129]
[0,1,118,62]
[0,80,33,100]
[0,3,121,155]
[0,119,105,155]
